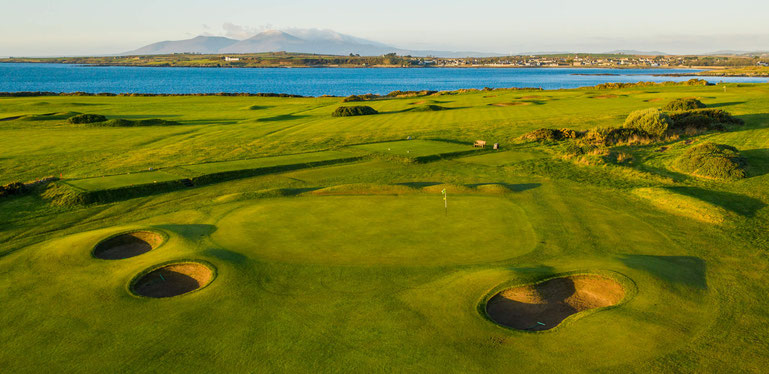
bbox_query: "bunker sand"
[93,231,164,260]
[131,262,214,298]
[486,275,625,331]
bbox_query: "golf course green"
[1,82,768,372]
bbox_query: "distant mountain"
[706,50,769,57]
[125,36,238,55]
[124,29,501,57]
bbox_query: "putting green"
[212,195,537,265]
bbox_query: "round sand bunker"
[485,274,625,331]
[93,230,165,260]
[130,262,215,298]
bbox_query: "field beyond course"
[1,82,769,372]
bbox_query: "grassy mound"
[332,105,378,117]
[663,98,706,111]
[623,108,672,137]
[89,118,182,127]
[67,114,107,124]
[130,262,215,298]
[92,230,165,260]
[631,187,729,224]
[486,274,626,331]
[673,142,746,180]
[668,109,744,132]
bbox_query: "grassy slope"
[1,84,769,372]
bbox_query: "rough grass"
[332,105,378,117]
[672,142,747,180]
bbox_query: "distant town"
[3,52,769,76]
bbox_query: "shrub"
[663,98,706,111]
[673,142,746,180]
[67,113,107,124]
[584,127,652,145]
[332,106,379,117]
[520,128,582,142]
[623,108,672,137]
[0,181,27,198]
[668,109,744,133]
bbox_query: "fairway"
[211,195,537,265]
[351,139,475,159]
[1,82,769,372]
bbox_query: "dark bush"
[583,127,652,145]
[521,128,582,142]
[67,114,107,124]
[663,98,706,111]
[669,109,744,131]
[332,106,379,117]
[673,142,746,180]
[0,181,27,198]
[623,108,672,137]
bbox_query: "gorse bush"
[663,98,706,111]
[332,106,379,117]
[521,128,582,142]
[0,181,27,198]
[584,127,653,146]
[623,108,672,137]
[673,142,746,180]
[67,114,107,124]
[668,109,744,132]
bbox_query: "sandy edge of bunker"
[128,260,217,298]
[479,271,636,332]
[92,229,168,260]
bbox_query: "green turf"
[178,150,358,175]
[1,83,769,372]
[350,139,475,159]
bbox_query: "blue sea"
[0,63,766,96]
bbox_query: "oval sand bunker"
[131,262,214,298]
[93,230,165,260]
[486,275,625,331]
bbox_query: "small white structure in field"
[225,56,241,62]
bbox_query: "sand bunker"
[485,275,625,331]
[590,94,619,99]
[131,262,214,298]
[93,230,165,260]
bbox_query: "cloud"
[222,23,272,39]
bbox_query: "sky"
[2,0,769,56]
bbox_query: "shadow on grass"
[257,114,310,122]
[180,119,242,125]
[247,105,272,110]
[666,186,766,217]
[153,224,218,238]
[742,148,769,177]
[396,182,443,188]
[116,114,182,119]
[707,101,747,108]
[202,248,249,264]
[734,113,769,127]
[620,254,707,290]
[468,182,542,192]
